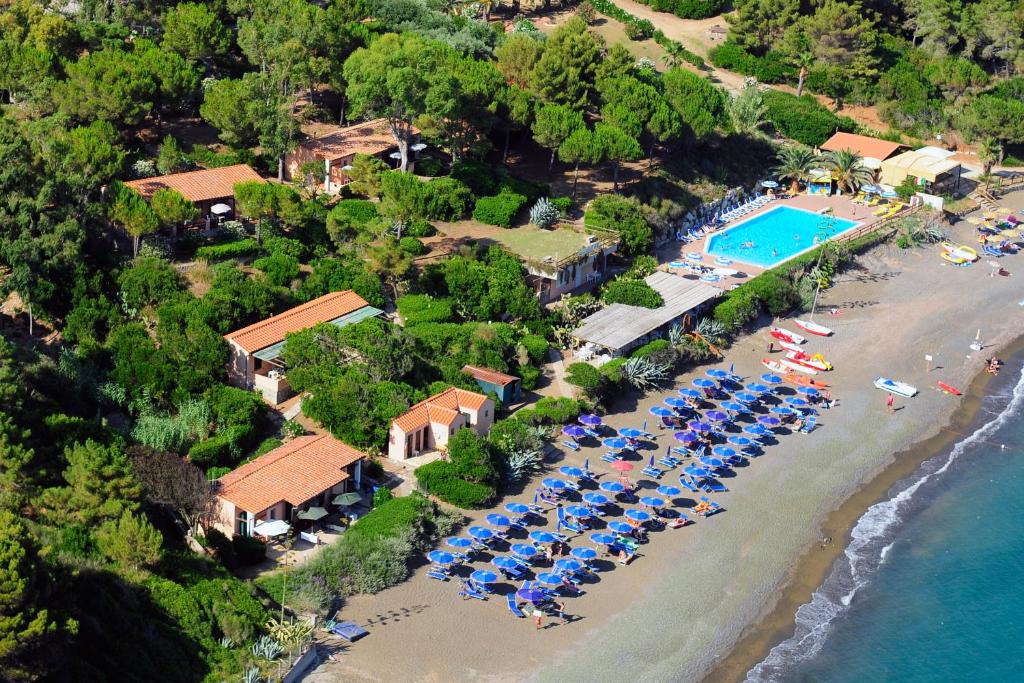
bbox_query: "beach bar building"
[224,291,383,403]
[462,365,522,404]
[879,148,963,194]
[387,387,494,461]
[820,132,906,170]
[571,272,722,359]
[213,434,366,538]
[124,164,265,228]
[283,119,420,194]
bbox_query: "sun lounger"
[601,451,621,463]
[800,415,817,433]
[498,564,524,580]
[328,621,369,642]
[669,446,689,458]
[659,455,681,468]
[506,593,526,618]
[561,440,581,451]
[701,478,729,493]
[427,569,449,581]
[458,580,487,601]
[563,479,580,492]
[583,427,601,439]
[679,476,699,493]
[872,205,889,216]
[642,465,662,479]
[666,514,690,528]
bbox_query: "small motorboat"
[782,372,829,389]
[794,319,833,337]
[874,377,918,397]
[940,242,978,262]
[785,351,832,371]
[770,327,806,344]
[778,358,817,375]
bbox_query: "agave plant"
[621,356,671,389]
[668,323,686,346]
[696,317,727,344]
[242,667,263,683]
[266,617,313,649]
[219,636,235,649]
[506,448,544,482]
[529,197,560,229]
[250,635,283,661]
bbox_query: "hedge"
[589,0,704,67]
[423,177,473,221]
[398,236,427,255]
[763,90,854,147]
[472,190,528,228]
[397,294,455,325]
[187,425,253,468]
[520,334,550,364]
[631,339,670,358]
[513,396,584,425]
[194,239,261,261]
[565,362,604,391]
[644,0,725,20]
[414,460,495,508]
[602,279,664,308]
[709,42,794,84]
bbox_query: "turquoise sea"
[746,360,1024,682]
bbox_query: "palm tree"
[773,145,820,194]
[978,137,1000,175]
[794,51,814,97]
[823,149,873,194]
[727,82,769,137]
[662,43,685,68]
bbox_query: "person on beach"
[886,394,895,413]
[768,340,774,353]
[553,600,570,625]
[544,544,554,565]
[533,605,544,630]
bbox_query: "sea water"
[746,362,1024,682]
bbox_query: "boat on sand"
[794,319,833,337]
[874,377,918,397]
[785,351,832,371]
[770,327,806,344]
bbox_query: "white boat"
[874,377,918,397]
[785,351,831,371]
[770,327,806,345]
[777,340,803,354]
[795,319,833,337]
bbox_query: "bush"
[231,535,266,566]
[498,175,548,203]
[206,466,231,480]
[631,339,670,358]
[372,487,394,508]
[709,42,793,84]
[520,334,549,364]
[404,218,436,237]
[398,236,427,256]
[585,195,652,256]
[451,159,497,196]
[647,0,724,19]
[205,528,237,569]
[253,252,300,286]
[472,190,528,228]
[194,239,261,262]
[624,19,653,40]
[423,177,473,221]
[519,364,541,390]
[513,396,584,425]
[763,90,851,147]
[414,460,495,508]
[602,279,663,308]
[414,156,445,176]
[262,236,307,259]
[187,425,252,468]
[551,196,573,216]
[565,362,604,391]
[397,294,455,325]
[330,199,378,225]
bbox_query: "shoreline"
[703,333,1024,683]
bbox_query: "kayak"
[781,372,829,389]
[778,358,818,375]
[770,327,806,345]
[785,351,832,371]
[777,340,803,354]
[794,319,833,337]
[937,381,962,396]
[874,377,918,397]
[762,359,789,374]
[940,242,979,262]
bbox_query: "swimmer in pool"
[794,234,800,241]
[813,235,820,245]
[772,248,778,257]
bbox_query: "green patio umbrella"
[296,506,328,521]
[332,492,362,507]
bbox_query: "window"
[450,427,455,435]
[484,410,489,417]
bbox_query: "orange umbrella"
[610,461,634,472]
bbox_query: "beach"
[305,213,1024,683]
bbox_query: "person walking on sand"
[554,600,570,625]
[533,605,544,630]
[886,394,894,414]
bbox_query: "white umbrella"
[210,203,232,215]
[760,180,779,188]
[389,152,402,160]
[410,143,427,152]
[253,519,290,537]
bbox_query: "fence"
[833,204,922,245]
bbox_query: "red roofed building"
[462,365,522,404]
[224,291,383,403]
[819,133,906,169]
[212,434,366,538]
[387,387,494,461]
[123,164,265,225]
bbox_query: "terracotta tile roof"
[124,164,265,203]
[297,119,416,162]
[215,434,366,513]
[225,291,370,354]
[462,365,519,386]
[820,133,905,161]
[391,387,489,433]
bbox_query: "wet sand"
[304,218,1024,683]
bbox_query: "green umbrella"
[297,506,328,521]
[332,492,362,507]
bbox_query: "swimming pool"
[705,206,860,268]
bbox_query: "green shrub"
[415,461,496,508]
[405,218,437,237]
[602,279,663,308]
[195,239,261,261]
[397,294,456,325]
[631,339,670,358]
[231,535,266,566]
[551,196,573,216]
[520,334,549,364]
[253,252,300,286]
[624,18,653,40]
[423,177,473,221]
[205,385,266,431]
[372,487,394,508]
[187,425,252,468]
[262,236,307,259]
[585,195,652,256]
[398,236,427,255]
[497,175,548,203]
[451,159,497,196]
[709,42,793,84]
[204,528,237,569]
[565,362,604,392]
[647,0,724,19]
[513,396,584,425]
[414,156,445,176]
[472,190,528,227]
[205,466,231,480]
[252,437,281,457]
[519,364,541,390]
[763,90,852,147]
[331,199,378,225]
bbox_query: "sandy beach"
[304,205,1024,683]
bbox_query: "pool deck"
[657,193,877,289]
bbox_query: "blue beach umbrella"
[761,373,783,385]
[486,513,511,527]
[566,505,591,518]
[706,410,729,422]
[722,401,747,413]
[693,378,716,389]
[727,436,755,448]
[555,558,583,572]
[600,480,625,493]
[619,427,643,439]
[571,546,598,560]
[446,537,474,550]
[735,391,759,403]
[517,588,546,603]
[707,368,729,379]
[578,414,603,426]
[608,520,633,534]
[591,532,617,545]
[678,387,702,400]
[583,492,610,506]
[771,406,796,416]
[657,485,682,497]
[529,530,558,544]
[468,526,493,540]
[640,496,666,508]
[688,420,712,433]
[699,455,724,468]
[562,425,587,438]
[505,502,530,515]
[712,446,737,459]
[674,430,698,444]
[684,465,711,477]
[650,405,673,417]
[471,569,498,584]
[512,543,538,558]
[745,424,771,436]
[797,386,820,397]
[785,397,809,408]
[537,572,563,586]
[603,437,629,450]
[664,396,688,408]
[559,466,585,479]
[543,477,568,490]
[427,550,455,565]
[758,415,782,427]
[625,509,652,523]
[746,382,770,394]
[492,556,520,570]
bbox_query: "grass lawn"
[494,226,590,262]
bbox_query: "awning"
[252,305,384,362]
[253,519,291,537]
[880,150,961,185]
[296,506,328,521]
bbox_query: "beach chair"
[561,440,581,452]
[600,451,621,463]
[328,621,369,642]
[458,580,487,601]
[498,564,524,580]
[666,513,690,529]
[583,427,601,439]
[642,464,663,479]
[679,476,699,493]
[800,415,817,433]
[562,479,581,492]
[427,569,449,581]
[669,446,689,458]
[702,478,729,493]
[506,594,526,618]
[872,205,889,216]
[659,454,681,469]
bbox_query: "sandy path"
[303,202,1024,682]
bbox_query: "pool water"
[705,206,860,268]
